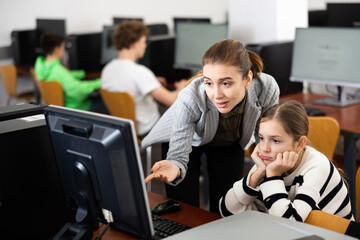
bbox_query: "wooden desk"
[92,192,221,240]
[280,92,360,218]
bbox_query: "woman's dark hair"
[40,33,65,55]
[260,100,309,142]
[202,39,263,79]
[113,20,150,50]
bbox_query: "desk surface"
[92,192,221,240]
[280,93,360,133]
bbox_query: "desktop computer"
[11,29,37,67]
[246,41,303,96]
[66,32,103,72]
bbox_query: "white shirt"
[101,59,161,135]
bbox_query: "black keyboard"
[152,214,191,239]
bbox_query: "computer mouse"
[151,200,181,215]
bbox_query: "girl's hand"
[266,151,299,177]
[249,144,266,188]
[144,160,180,183]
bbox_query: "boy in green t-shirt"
[34,33,105,112]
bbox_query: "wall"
[0,0,228,48]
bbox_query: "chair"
[305,210,360,238]
[31,69,64,106]
[0,64,35,105]
[307,116,340,160]
[356,167,360,220]
[99,88,152,190]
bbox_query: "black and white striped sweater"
[219,146,354,222]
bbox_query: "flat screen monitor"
[100,25,118,64]
[174,22,228,71]
[36,18,66,37]
[113,17,143,25]
[290,27,360,107]
[43,105,154,239]
[173,17,211,34]
[327,3,360,27]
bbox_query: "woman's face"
[258,118,299,166]
[203,63,252,114]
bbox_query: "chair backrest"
[307,116,340,160]
[0,64,17,96]
[356,167,360,220]
[99,88,137,131]
[31,69,64,106]
[305,210,350,234]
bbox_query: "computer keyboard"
[152,214,191,239]
[305,107,325,116]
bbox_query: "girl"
[219,100,353,221]
[142,39,280,213]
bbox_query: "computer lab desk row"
[94,191,355,240]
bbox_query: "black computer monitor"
[290,27,360,107]
[113,17,143,25]
[36,18,66,39]
[173,17,211,34]
[100,25,118,65]
[174,22,228,72]
[43,105,154,239]
[327,3,360,27]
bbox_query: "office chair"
[31,69,64,106]
[305,210,360,238]
[0,64,35,105]
[307,116,340,160]
[99,88,152,190]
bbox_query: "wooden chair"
[99,88,152,190]
[0,64,35,105]
[307,116,340,160]
[356,167,360,221]
[31,69,64,106]
[305,210,360,238]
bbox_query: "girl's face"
[203,63,252,114]
[258,118,300,166]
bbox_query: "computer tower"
[66,32,103,72]
[11,29,37,67]
[246,41,303,96]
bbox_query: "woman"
[142,39,280,213]
[220,100,353,221]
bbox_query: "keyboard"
[152,214,191,239]
[305,107,325,116]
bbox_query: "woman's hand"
[144,160,180,183]
[266,151,299,177]
[249,144,266,188]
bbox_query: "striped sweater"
[219,146,354,222]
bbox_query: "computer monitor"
[100,25,118,64]
[174,22,228,72]
[113,17,143,25]
[290,27,360,107]
[36,18,66,42]
[173,17,211,34]
[43,105,154,239]
[327,3,360,27]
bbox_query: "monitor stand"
[312,86,360,107]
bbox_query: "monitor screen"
[290,27,360,106]
[36,18,66,37]
[100,25,118,64]
[327,3,360,27]
[43,105,154,239]
[173,17,211,34]
[113,17,143,25]
[174,22,228,71]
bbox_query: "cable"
[94,222,111,240]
